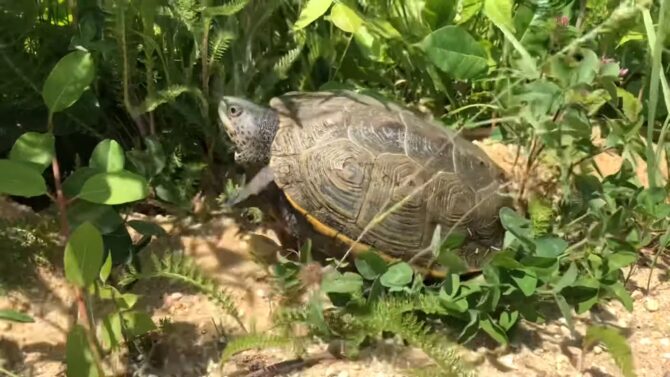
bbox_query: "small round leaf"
[380,262,413,287]
[89,139,125,172]
[9,131,55,172]
[79,171,149,205]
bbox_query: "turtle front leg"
[227,165,275,206]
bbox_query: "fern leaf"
[273,46,302,79]
[134,85,191,115]
[208,30,235,67]
[220,332,298,364]
[202,0,250,17]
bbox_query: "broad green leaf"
[510,269,538,297]
[294,0,333,29]
[479,315,508,345]
[330,3,362,33]
[354,250,388,280]
[79,171,149,205]
[89,139,125,172]
[552,262,578,293]
[0,309,34,323]
[584,325,637,377]
[67,201,124,235]
[354,25,390,63]
[483,0,514,32]
[606,282,634,312]
[99,253,112,283]
[437,248,469,274]
[42,50,95,113]
[380,262,413,287]
[498,310,519,331]
[418,25,488,80]
[127,220,168,238]
[534,237,568,258]
[499,207,534,247]
[66,325,100,377]
[442,273,461,298]
[64,222,104,288]
[63,167,100,198]
[322,271,364,294]
[606,251,638,272]
[0,159,47,197]
[121,311,156,338]
[9,131,55,172]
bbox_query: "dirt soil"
[1,140,670,377]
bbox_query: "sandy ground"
[1,140,669,377]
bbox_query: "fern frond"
[122,253,247,332]
[202,0,250,17]
[208,30,235,67]
[220,332,299,364]
[273,46,302,79]
[133,85,192,115]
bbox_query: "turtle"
[217,90,512,278]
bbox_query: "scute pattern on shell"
[268,91,511,270]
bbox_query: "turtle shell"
[268,91,511,274]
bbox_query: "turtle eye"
[228,105,242,118]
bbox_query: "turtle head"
[218,96,279,167]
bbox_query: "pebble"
[0,322,12,331]
[631,290,644,300]
[498,354,517,370]
[644,298,659,312]
[593,345,603,354]
[640,338,652,345]
[661,338,670,347]
[663,353,670,360]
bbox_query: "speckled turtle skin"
[266,91,512,273]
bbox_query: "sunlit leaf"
[584,325,637,377]
[66,324,100,377]
[294,0,333,29]
[0,159,47,197]
[9,131,55,172]
[64,222,104,288]
[418,25,488,80]
[330,3,362,33]
[79,171,149,205]
[380,262,413,287]
[42,50,95,113]
[0,310,34,323]
[89,139,125,172]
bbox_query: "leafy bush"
[1,0,669,376]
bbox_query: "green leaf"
[534,237,568,258]
[42,50,95,113]
[330,3,362,33]
[498,310,519,331]
[499,207,534,247]
[454,0,483,24]
[552,262,579,293]
[380,262,413,287]
[63,167,100,198]
[9,131,55,172]
[483,0,514,32]
[322,271,364,294]
[584,325,637,377]
[89,139,125,172]
[510,269,538,297]
[294,0,333,29]
[606,251,638,272]
[418,25,488,80]
[354,250,388,280]
[66,324,100,377]
[458,310,480,343]
[99,313,122,351]
[64,222,104,288]
[127,220,167,238]
[606,282,634,312]
[0,159,47,197]
[442,273,461,298]
[480,315,508,345]
[67,201,124,235]
[99,253,112,283]
[0,309,34,323]
[437,248,469,274]
[79,171,149,205]
[554,293,574,330]
[121,311,157,338]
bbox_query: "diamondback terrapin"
[217,90,512,278]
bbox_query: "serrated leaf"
[9,131,55,172]
[380,262,413,287]
[0,159,47,197]
[0,309,34,323]
[66,324,100,377]
[202,0,250,17]
[89,139,125,172]
[64,222,104,288]
[330,3,362,33]
[42,50,95,113]
[418,25,488,80]
[79,171,149,205]
[294,0,333,29]
[584,325,637,377]
[354,250,388,280]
